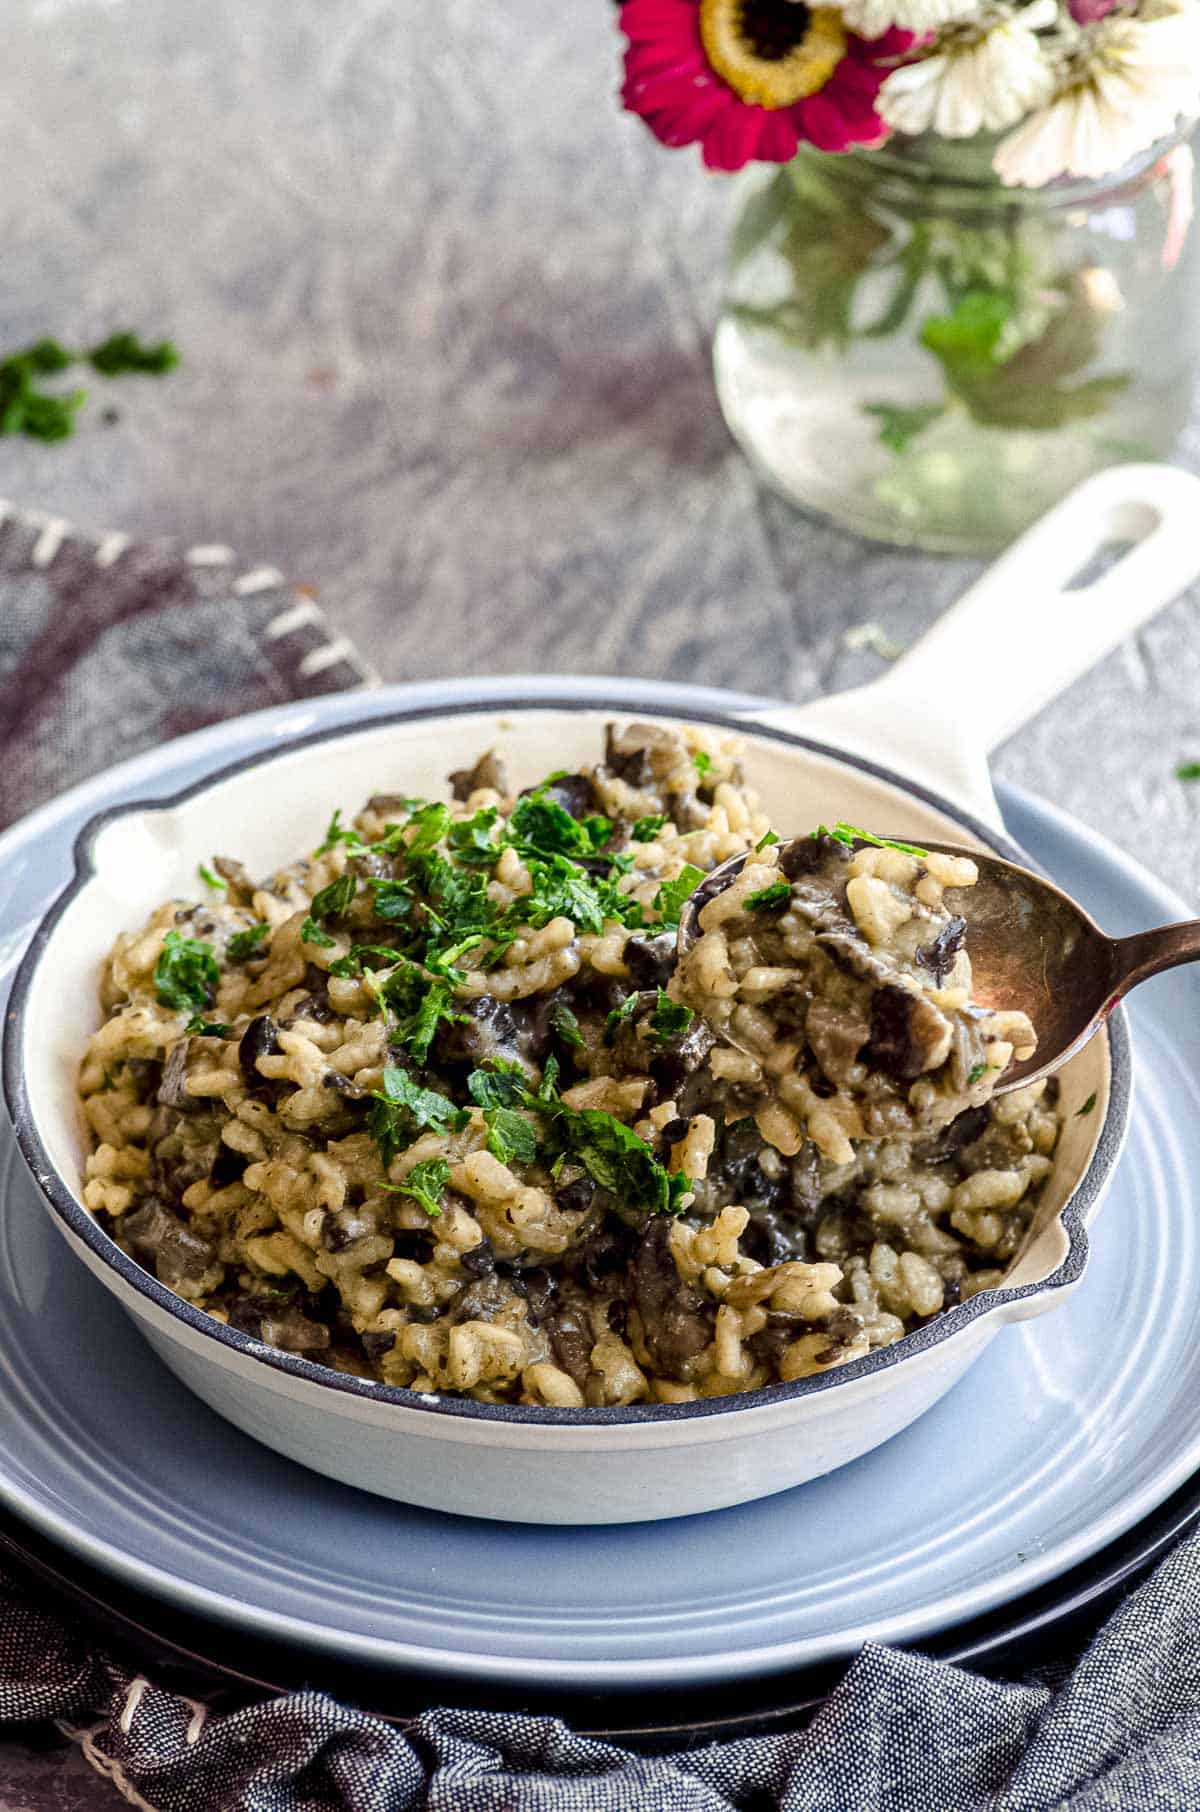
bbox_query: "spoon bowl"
[679,837,1200,1093]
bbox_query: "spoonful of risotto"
[675,825,1196,1162]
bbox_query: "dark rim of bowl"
[2,694,1132,1428]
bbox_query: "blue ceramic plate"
[0,679,1196,1692]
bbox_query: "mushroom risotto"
[78,722,1061,1408]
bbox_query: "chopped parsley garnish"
[327,942,409,978]
[1176,762,1200,781]
[756,830,780,851]
[519,854,630,938]
[198,864,225,892]
[551,1105,690,1215]
[368,1068,468,1170]
[484,1107,539,1167]
[745,882,791,913]
[385,1157,450,1219]
[967,1062,994,1085]
[154,931,220,1014]
[185,1018,232,1038]
[549,1001,584,1048]
[467,1062,528,1111]
[309,873,357,921]
[604,992,640,1045]
[649,991,693,1042]
[448,806,502,866]
[468,1059,690,1215]
[370,879,415,923]
[653,864,705,929]
[371,961,463,1062]
[227,921,271,963]
[631,815,666,843]
[693,751,712,780]
[404,802,453,857]
[815,823,929,859]
[314,809,364,856]
[507,789,612,860]
[299,917,336,949]
[1076,1091,1097,1117]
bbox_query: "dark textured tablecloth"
[2,512,1199,1811]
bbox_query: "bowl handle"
[738,463,1200,829]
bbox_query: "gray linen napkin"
[0,500,375,829]
[1,505,1196,1811]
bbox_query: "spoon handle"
[1112,921,1200,997]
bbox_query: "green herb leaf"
[631,815,666,843]
[309,873,357,921]
[467,1062,528,1111]
[154,931,220,1014]
[314,809,364,856]
[508,1063,690,1215]
[560,1109,690,1215]
[198,863,225,892]
[327,942,408,978]
[755,830,780,851]
[967,1061,995,1086]
[604,992,640,1046]
[370,960,464,1062]
[549,1000,584,1048]
[369,1069,467,1170]
[519,855,611,936]
[404,802,453,857]
[653,864,705,929]
[370,879,416,923]
[299,917,336,949]
[24,339,74,374]
[693,751,712,779]
[650,991,693,1042]
[745,882,791,913]
[815,823,929,859]
[448,806,502,867]
[484,1107,539,1167]
[227,921,270,963]
[185,1018,233,1038]
[534,1055,561,1105]
[507,790,612,860]
[384,1157,450,1218]
[88,332,179,376]
[1076,1091,1098,1117]
[1176,762,1200,781]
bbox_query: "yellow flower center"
[699,0,848,108]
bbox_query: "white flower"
[994,0,1200,186]
[879,1,1058,137]
[836,0,982,42]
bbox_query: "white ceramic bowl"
[11,461,1200,1525]
[3,697,1127,1523]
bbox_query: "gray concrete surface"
[3,0,1199,1803]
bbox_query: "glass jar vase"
[713,131,1199,554]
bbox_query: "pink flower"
[619,0,913,171]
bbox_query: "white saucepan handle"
[741,463,1200,829]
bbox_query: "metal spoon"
[678,838,1200,1093]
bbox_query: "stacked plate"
[2,678,1198,1743]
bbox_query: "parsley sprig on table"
[0,332,179,441]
